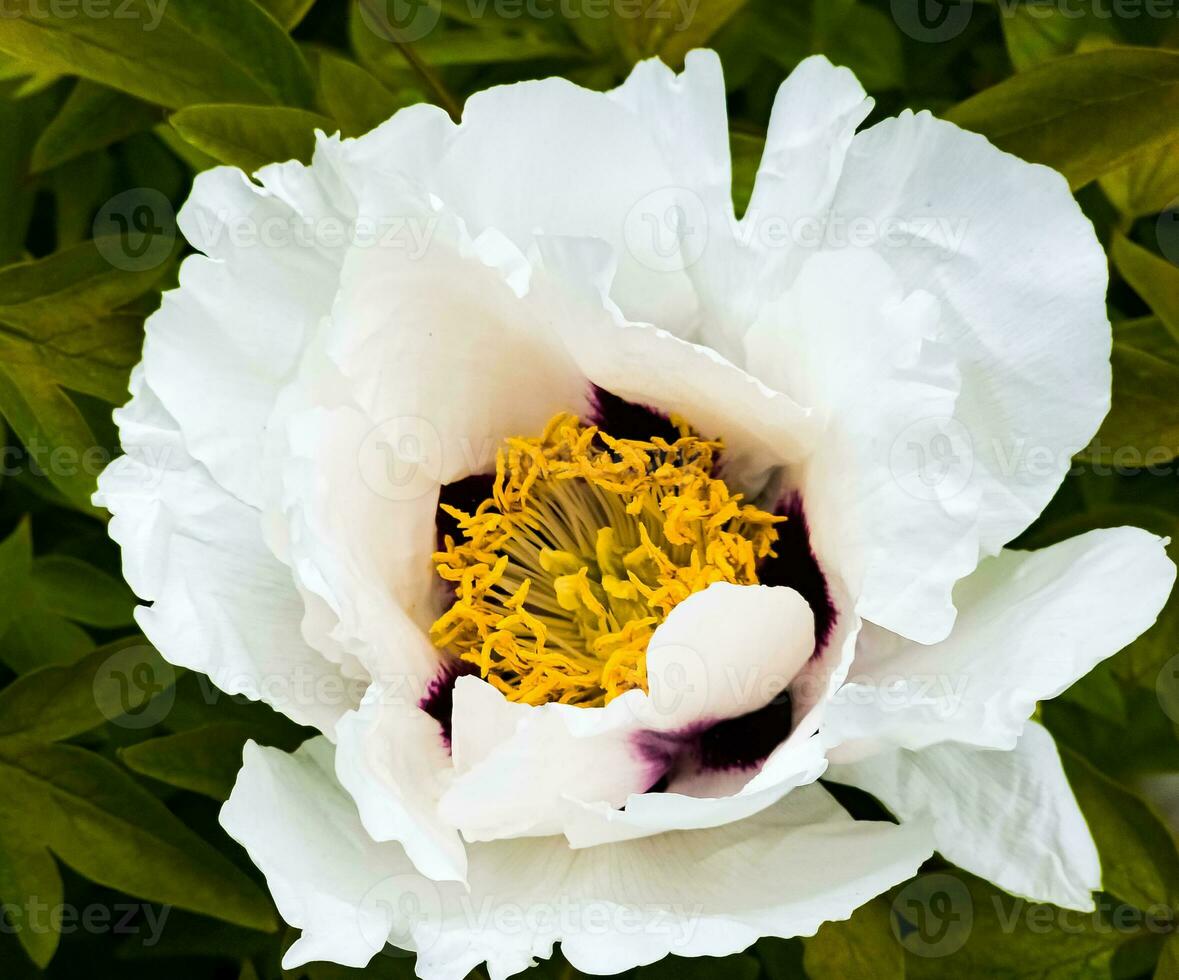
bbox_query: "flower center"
[430,412,783,708]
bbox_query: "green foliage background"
[1,0,1179,977]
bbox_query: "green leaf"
[901,872,1135,979]
[30,80,159,173]
[946,48,1179,190]
[1058,657,1128,728]
[0,637,173,742]
[170,104,334,172]
[0,518,32,640]
[0,800,65,967]
[0,737,278,933]
[256,0,318,31]
[634,953,760,980]
[1158,933,1179,978]
[634,0,749,66]
[731,130,764,218]
[315,51,407,138]
[0,241,173,508]
[0,0,314,110]
[120,723,277,800]
[0,609,92,675]
[1084,317,1179,466]
[1101,140,1179,219]
[1000,3,1119,71]
[1060,745,1179,911]
[29,555,134,627]
[803,896,902,978]
[812,1,903,92]
[0,81,58,265]
[1112,234,1179,342]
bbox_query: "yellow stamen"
[430,412,783,707]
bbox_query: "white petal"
[642,582,815,731]
[95,371,356,734]
[440,584,815,844]
[334,680,467,883]
[746,248,970,644]
[145,165,347,507]
[830,722,1100,910]
[828,110,1111,628]
[827,527,1176,753]
[223,739,934,980]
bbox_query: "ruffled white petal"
[826,527,1176,755]
[95,369,356,734]
[223,738,935,980]
[830,722,1100,910]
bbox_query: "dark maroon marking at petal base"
[696,690,794,772]
[758,493,837,658]
[630,687,795,785]
[435,472,495,547]
[420,660,478,750]
[588,385,683,444]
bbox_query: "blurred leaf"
[0,240,173,508]
[315,51,408,138]
[30,555,134,627]
[1102,141,1179,219]
[902,873,1135,979]
[1000,3,1119,71]
[50,151,118,249]
[946,48,1179,190]
[634,953,760,980]
[620,0,749,66]
[0,81,57,265]
[170,104,334,171]
[0,797,65,967]
[756,937,806,979]
[803,896,902,978]
[1061,745,1179,910]
[1112,234,1179,341]
[120,722,301,800]
[1158,933,1179,978]
[0,0,314,110]
[1058,658,1128,728]
[0,737,279,934]
[0,518,32,639]
[731,130,764,217]
[0,609,92,675]
[0,637,171,742]
[256,0,318,31]
[0,48,60,96]
[812,0,903,91]
[30,81,159,174]
[117,909,275,961]
[1081,317,1179,466]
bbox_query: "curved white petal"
[829,722,1100,911]
[145,164,349,508]
[95,369,357,734]
[826,527,1176,755]
[439,583,816,844]
[223,738,934,979]
[642,583,815,731]
[745,248,966,645]
[334,680,467,883]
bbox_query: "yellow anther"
[429,412,783,707]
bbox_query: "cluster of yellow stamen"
[430,413,783,708]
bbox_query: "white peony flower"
[96,50,1176,979]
